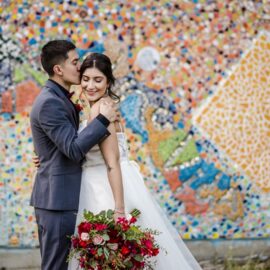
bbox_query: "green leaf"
[90,260,98,267]
[102,234,110,241]
[83,210,94,220]
[97,247,103,256]
[130,208,141,217]
[124,260,133,267]
[103,247,110,260]
[107,209,114,219]
[134,254,143,262]
[99,210,106,217]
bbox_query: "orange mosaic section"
[194,34,270,191]
[16,81,41,113]
[1,90,13,113]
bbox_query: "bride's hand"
[113,209,126,222]
[32,155,40,168]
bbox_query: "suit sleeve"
[38,97,110,162]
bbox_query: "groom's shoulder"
[31,84,60,115]
[33,83,59,105]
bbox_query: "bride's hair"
[80,53,120,102]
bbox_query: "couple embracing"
[30,40,201,270]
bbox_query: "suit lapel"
[44,80,80,128]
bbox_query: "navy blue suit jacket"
[30,80,109,211]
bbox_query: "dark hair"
[40,40,76,76]
[80,53,120,102]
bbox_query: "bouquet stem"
[130,208,141,218]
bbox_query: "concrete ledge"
[1,239,270,269]
[0,248,41,269]
[186,239,270,262]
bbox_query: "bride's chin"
[87,97,99,103]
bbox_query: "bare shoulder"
[101,96,114,102]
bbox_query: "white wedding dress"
[68,121,201,270]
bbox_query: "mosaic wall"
[0,0,270,247]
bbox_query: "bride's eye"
[95,77,103,83]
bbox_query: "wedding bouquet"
[68,209,160,270]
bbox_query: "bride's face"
[81,67,108,103]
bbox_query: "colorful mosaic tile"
[193,34,270,192]
[0,0,270,246]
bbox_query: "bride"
[68,53,201,270]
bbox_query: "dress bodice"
[79,121,129,168]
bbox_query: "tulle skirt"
[68,160,201,270]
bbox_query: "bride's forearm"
[106,161,125,211]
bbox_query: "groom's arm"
[38,97,110,162]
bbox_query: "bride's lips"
[85,90,98,96]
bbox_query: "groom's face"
[60,49,81,86]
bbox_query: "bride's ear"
[105,84,110,95]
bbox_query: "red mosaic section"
[16,81,41,113]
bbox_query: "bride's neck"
[89,95,107,107]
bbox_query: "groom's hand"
[99,97,120,123]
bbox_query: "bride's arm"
[90,99,125,220]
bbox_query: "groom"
[30,40,117,269]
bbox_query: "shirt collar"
[48,79,74,98]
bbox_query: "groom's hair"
[41,40,76,76]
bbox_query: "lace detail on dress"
[117,133,129,161]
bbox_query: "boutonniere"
[68,91,83,113]
[74,102,83,113]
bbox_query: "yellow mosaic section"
[194,34,270,191]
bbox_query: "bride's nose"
[87,80,95,90]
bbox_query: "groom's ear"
[53,65,63,76]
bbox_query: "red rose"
[79,256,87,268]
[144,239,153,249]
[152,248,159,256]
[71,237,79,248]
[79,239,88,248]
[95,223,108,231]
[121,246,130,255]
[117,218,130,231]
[129,216,137,224]
[78,222,92,234]
[75,103,83,112]
[90,248,97,255]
